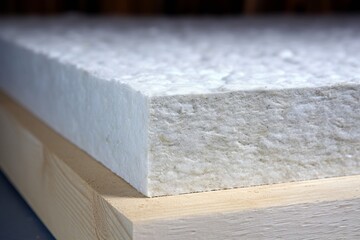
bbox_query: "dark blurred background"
[1,0,360,15]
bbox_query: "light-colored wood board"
[0,91,359,240]
[134,199,360,239]
[0,93,133,240]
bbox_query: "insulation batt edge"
[0,16,359,197]
[0,38,150,194]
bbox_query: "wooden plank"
[0,92,133,239]
[0,91,359,239]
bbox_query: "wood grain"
[0,92,133,240]
[0,91,359,239]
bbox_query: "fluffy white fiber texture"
[0,16,359,196]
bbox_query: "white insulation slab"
[0,16,359,197]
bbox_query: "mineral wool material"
[0,16,359,196]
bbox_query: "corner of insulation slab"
[143,93,152,198]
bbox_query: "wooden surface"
[0,91,359,239]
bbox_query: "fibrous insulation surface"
[0,16,359,196]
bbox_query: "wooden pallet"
[0,91,359,240]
